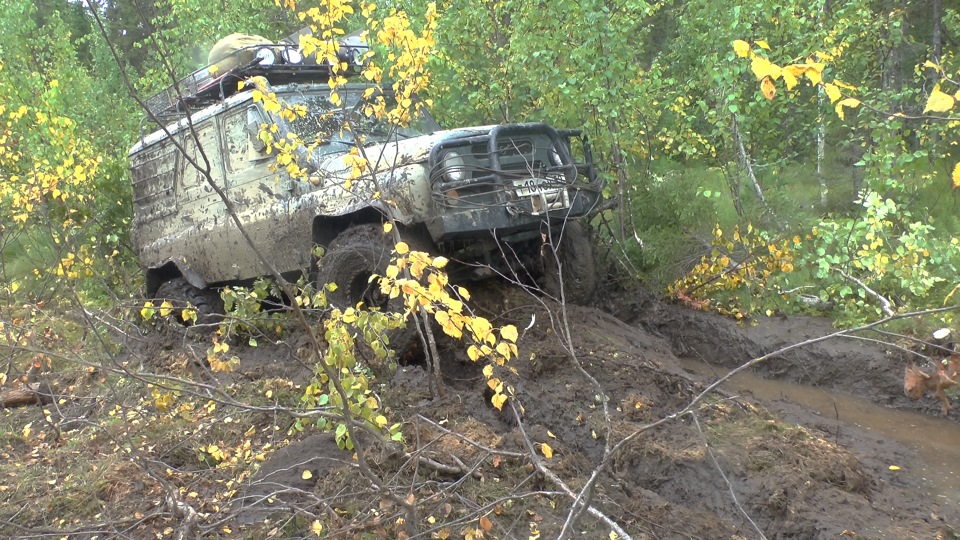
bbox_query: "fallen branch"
[0,383,54,409]
[835,268,895,317]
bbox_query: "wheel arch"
[311,207,432,251]
[145,261,207,297]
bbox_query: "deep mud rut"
[231,285,959,539]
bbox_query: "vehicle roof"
[129,82,378,156]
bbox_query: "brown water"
[681,359,960,506]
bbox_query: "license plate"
[513,176,562,197]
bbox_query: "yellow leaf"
[467,345,481,361]
[482,364,494,378]
[760,76,776,100]
[888,465,900,471]
[805,67,823,86]
[834,80,857,91]
[472,317,493,341]
[732,40,751,58]
[140,301,155,320]
[432,256,449,268]
[491,393,508,410]
[755,40,770,50]
[952,162,960,189]
[383,222,394,233]
[751,55,781,81]
[181,308,197,323]
[823,83,841,104]
[500,324,519,343]
[835,97,861,120]
[302,470,313,480]
[924,87,956,113]
[311,520,323,536]
[547,431,556,438]
[782,70,798,91]
[395,241,409,255]
[159,300,173,318]
[540,442,554,459]
[783,64,807,78]
[237,80,246,90]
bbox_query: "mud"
[235,285,959,539]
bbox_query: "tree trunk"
[930,0,944,161]
[607,117,630,243]
[817,87,828,207]
[0,383,54,409]
[933,0,943,60]
[731,114,766,206]
[816,0,829,208]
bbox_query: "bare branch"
[835,268,895,317]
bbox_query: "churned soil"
[234,281,958,539]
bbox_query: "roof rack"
[143,37,368,122]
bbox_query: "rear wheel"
[154,277,224,326]
[539,221,598,305]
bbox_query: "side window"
[224,106,266,173]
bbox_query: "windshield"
[281,87,440,153]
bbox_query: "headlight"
[280,47,303,64]
[442,151,466,182]
[255,47,277,65]
[549,146,563,166]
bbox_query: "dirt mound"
[236,286,957,538]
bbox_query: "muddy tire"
[155,277,224,326]
[317,224,420,359]
[318,224,401,310]
[540,221,597,305]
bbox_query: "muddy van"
[129,35,603,319]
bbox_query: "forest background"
[5,0,960,325]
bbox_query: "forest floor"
[223,282,960,539]
[2,280,958,539]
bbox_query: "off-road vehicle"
[129,34,604,320]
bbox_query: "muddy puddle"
[681,358,960,507]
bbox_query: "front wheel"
[539,221,598,305]
[316,224,421,360]
[317,224,399,311]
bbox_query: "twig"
[839,333,927,359]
